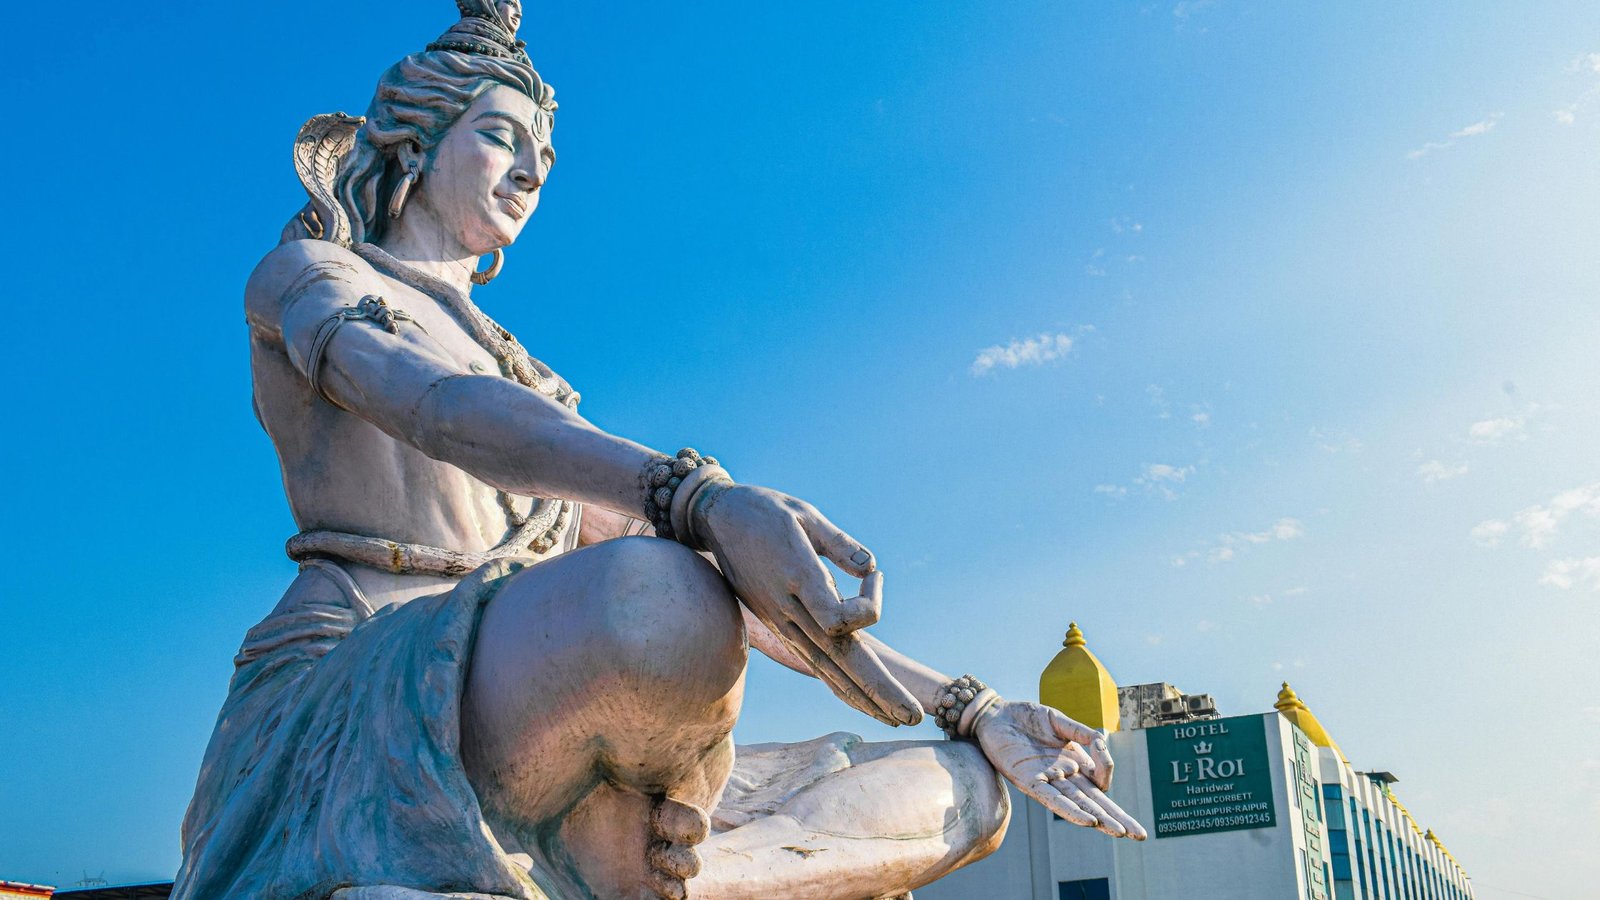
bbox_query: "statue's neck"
[375,215,477,296]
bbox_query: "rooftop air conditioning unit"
[1157,697,1188,719]
[1185,694,1218,717]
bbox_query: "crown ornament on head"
[427,0,530,63]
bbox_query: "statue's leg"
[461,537,747,900]
[695,738,1010,900]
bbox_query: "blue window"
[1059,878,1111,900]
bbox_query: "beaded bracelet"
[935,674,1000,740]
[641,448,719,543]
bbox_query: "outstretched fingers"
[1054,776,1123,837]
[1048,709,1114,791]
[1070,776,1147,841]
[1028,772,1098,828]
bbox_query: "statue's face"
[417,84,552,255]
[497,0,523,33]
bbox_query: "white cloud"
[1555,57,1600,125]
[1569,53,1600,74]
[1468,416,1525,443]
[1515,482,1600,549]
[1134,463,1196,500]
[1253,519,1305,542]
[1451,118,1497,138]
[1093,484,1128,498]
[1473,481,1600,550]
[1417,459,1469,484]
[1470,519,1509,547]
[1173,0,1214,20]
[1143,463,1192,483]
[970,332,1075,376]
[1185,517,1305,565]
[1407,113,1502,159]
[1540,557,1600,591]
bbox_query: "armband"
[306,294,423,402]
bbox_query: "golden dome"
[1039,622,1119,732]
[1274,682,1345,761]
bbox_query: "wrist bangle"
[934,674,993,740]
[641,448,720,543]
[959,688,1002,738]
[670,463,732,550]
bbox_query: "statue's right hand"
[694,483,923,726]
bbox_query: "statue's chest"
[390,284,511,378]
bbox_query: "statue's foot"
[645,795,711,899]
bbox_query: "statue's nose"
[511,167,543,192]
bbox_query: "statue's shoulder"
[245,239,380,332]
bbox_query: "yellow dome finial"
[1273,681,1345,761]
[1040,620,1119,733]
[1064,621,1086,648]
[1275,681,1303,713]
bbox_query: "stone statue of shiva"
[174,3,1145,898]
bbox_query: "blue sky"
[4,2,1598,896]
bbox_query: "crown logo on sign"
[1194,741,1213,755]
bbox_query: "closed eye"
[477,129,515,152]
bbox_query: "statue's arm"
[248,240,659,517]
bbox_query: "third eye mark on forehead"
[471,109,556,164]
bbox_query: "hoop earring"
[388,167,418,219]
[471,248,504,286]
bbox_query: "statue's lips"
[496,193,529,220]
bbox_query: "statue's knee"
[585,537,745,690]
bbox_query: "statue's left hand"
[973,700,1147,840]
[695,483,923,727]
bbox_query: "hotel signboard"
[1146,714,1276,838]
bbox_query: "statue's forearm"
[406,372,656,516]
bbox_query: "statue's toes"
[644,794,708,897]
[649,795,711,845]
[644,851,691,899]
[648,839,702,880]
